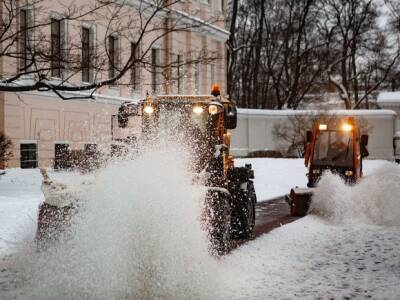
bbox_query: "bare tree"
[228,0,400,110]
[321,0,400,109]
[264,0,325,109]
[228,0,326,109]
[0,0,221,100]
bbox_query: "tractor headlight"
[342,123,353,131]
[143,105,154,115]
[208,105,218,115]
[193,106,204,114]
[312,169,320,175]
[345,170,353,176]
[319,124,327,130]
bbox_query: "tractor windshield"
[312,131,354,167]
[156,103,215,173]
[158,104,209,139]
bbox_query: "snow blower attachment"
[36,168,79,249]
[36,85,256,255]
[286,116,369,216]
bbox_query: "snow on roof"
[237,108,397,118]
[377,91,400,103]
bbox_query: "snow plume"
[10,143,223,300]
[311,161,400,226]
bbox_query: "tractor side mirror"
[224,104,237,130]
[306,131,312,143]
[361,134,369,158]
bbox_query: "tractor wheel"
[205,190,232,256]
[232,182,256,240]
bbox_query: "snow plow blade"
[285,188,314,217]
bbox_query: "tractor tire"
[231,182,256,239]
[205,189,232,256]
[36,202,76,250]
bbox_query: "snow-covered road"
[224,216,400,299]
[0,157,399,299]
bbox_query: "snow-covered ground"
[0,156,399,299]
[0,169,43,256]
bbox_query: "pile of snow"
[2,144,224,299]
[311,162,400,226]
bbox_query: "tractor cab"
[305,117,369,187]
[116,90,237,176]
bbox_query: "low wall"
[231,109,397,160]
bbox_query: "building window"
[82,27,92,82]
[194,63,200,94]
[108,35,119,79]
[19,9,32,71]
[20,143,37,169]
[51,18,62,78]
[130,42,141,91]
[54,143,69,169]
[210,64,216,85]
[151,48,160,94]
[177,55,184,94]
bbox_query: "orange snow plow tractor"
[36,85,256,255]
[286,117,369,216]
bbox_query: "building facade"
[0,0,229,168]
